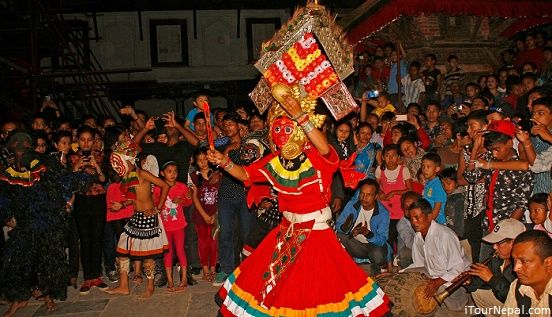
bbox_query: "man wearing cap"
[463,219,526,317]
[487,104,515,122]
[464,120,533,260]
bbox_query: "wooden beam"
[388,23,409,44]
[489,19,517,39]
[340,0,385,31]
[471,17,482,40]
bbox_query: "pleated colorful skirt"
[216,210,392,316]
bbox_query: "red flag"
[339,152,366,189]
[202,102,215,150]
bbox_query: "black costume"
[0,132,90,302]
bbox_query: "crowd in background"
[1,29,552,316]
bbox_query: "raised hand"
[163,111,179,128]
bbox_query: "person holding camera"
[463,120,533,261]
[71,126,109,295]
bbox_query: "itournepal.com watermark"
[465,305,552,316]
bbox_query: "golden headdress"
[249,1,358,154]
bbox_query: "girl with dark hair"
[376,144,412,250]
[190,147,221,282]
[71,126,109,294]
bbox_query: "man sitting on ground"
[336,178,390,275]
[402,197,471,311]
[501,230,552,317]
[463,219,526,317]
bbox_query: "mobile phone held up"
[81,150,91,163]
[396,114,408,122]
[517,119,533,132]
[365,90,380,99]
[154,118,166,135]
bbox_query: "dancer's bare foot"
[139,286,154,299]
[104,286,130,295]
[3,301,27,317]
[44,297,56,312]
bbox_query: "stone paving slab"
[31,299,108,317]
[1,269,469,317]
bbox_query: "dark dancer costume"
[0,131,90,304]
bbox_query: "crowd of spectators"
[1,29,552,316]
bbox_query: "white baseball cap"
[482,219,526,244]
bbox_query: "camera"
[518,119,533,132]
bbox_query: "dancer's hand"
[207,148,226,165]
[280,95,303,119]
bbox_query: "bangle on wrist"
[301,120,315,133]
[224,161,235,171]
[219,157,231,169]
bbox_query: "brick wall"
[415,14,440,38]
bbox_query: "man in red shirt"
[515,34,544,71]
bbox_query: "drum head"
[375,272,437,316]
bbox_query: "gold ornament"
[268,83,326,160]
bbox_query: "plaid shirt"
[463,152,533,232]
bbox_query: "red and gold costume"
[217,3,391,315]
[217,143,391,316]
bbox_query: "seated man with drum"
[402,197,471,311]
[463,219,526,317]
[336,178,389,275]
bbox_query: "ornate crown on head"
[249,1,357,122]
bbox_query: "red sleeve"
[416,127,431,150]
[383,130,392,146]
[305,145,339,174]
[246,184,271,208]
[242,153,276,187]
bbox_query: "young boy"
[424,102,441,143]
[465,82,481,102]
[421,152,447,224]
[463,119,533,260]
[106,140,170,299]
[184,92,212,131]
[440,167,464,239]
[443,55,466,96]
[401,61,425,106]
[366,92,396,117]
[421,53,442,102]
[396,191,420,268]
